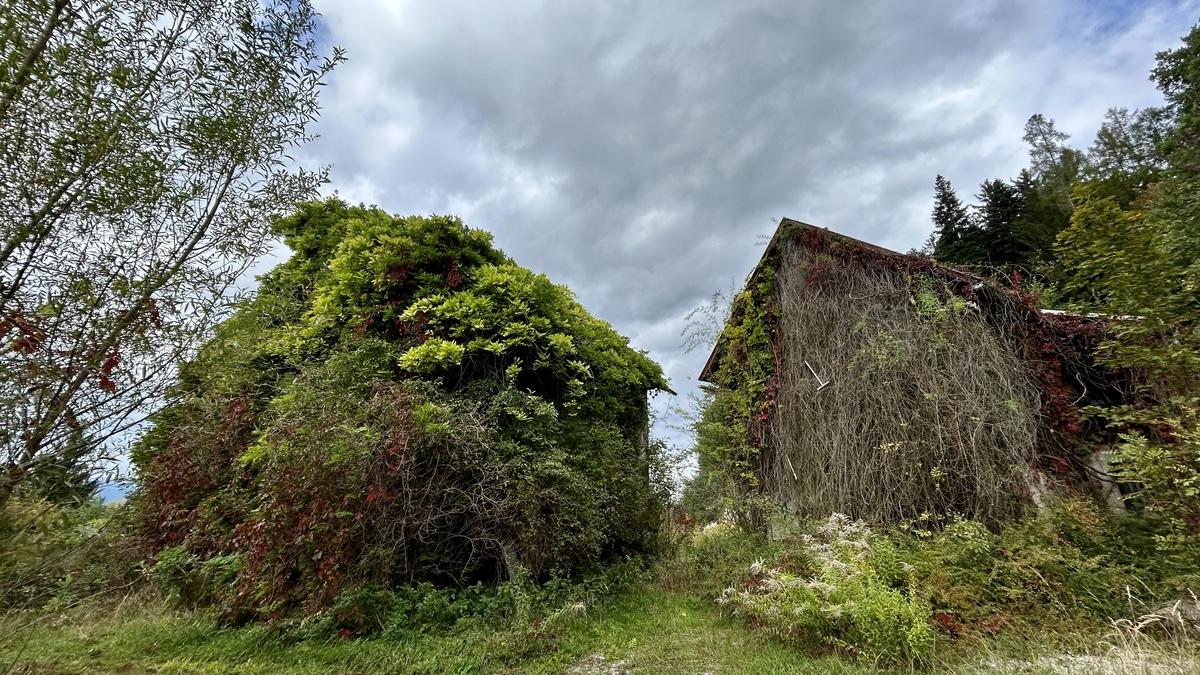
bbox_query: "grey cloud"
[306,0,1196,453]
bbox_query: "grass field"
[4,584,1197,674]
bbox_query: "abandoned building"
[699,218,1126,523]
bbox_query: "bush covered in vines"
[133,199,669,618]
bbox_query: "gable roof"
[697,217,984,384]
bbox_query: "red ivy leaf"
[446,259,464,288]
[12,336,39,353]
[147,298,162,329]
[101,350,120,376]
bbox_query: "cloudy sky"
[296,0,1197,456]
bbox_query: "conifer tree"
[930,175,984,263]
[1086,107,1170,204]
[973,178,1027,266]
[1012,168,1067,262]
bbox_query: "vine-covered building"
[699,218,1125,523]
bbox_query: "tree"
[1011,115,1083,260]
[1010,168,1067,263]
[973,178,1027,266]
[1054,188,1162,312]
[929,175,986,264]
[1086,107,1171,203]
[1150,22,1200,295]
[1054,25,1200,557]
[1023,114,1072,178]
[0,1,343,506]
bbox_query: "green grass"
[2,586,1197,674]
[0,588,880,674]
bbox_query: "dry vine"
[765,242,1041,523]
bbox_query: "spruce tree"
[974,179,1027,266]
[1012,168,1068,262]
[930,175,983,263]
[1021,114,1084,228]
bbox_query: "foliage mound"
[134,199,668,618]
[0,492,137,610]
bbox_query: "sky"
[233,0,1198,483]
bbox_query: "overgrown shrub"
[656,522,772,598]
[899,497,1199,631]
[717,514,934,666]
[0,493,140,609]
[676,499,1198,665]
[149,545,243,609]
[134,200,669,618]
[290,556,651,643]
[1105,398,1200,581]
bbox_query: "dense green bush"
[149,545,244,612]
[903,498,1199,625]
[134,199,669,618]
[293,557,651,642]
[900,503,1121,624]
[717,514,934,666]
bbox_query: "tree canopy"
[0,0,341,507]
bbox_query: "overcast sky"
[290,0,1197,460]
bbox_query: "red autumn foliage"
[446,259,464,289]
[7,313,47,353]
[142,394,257,553]
[101,350,120,375]
[394,314,429,343]
[933,610,963,638]
[12,336,40,354]
[353,315,375,338]
[385,265,410,283]
[147,298,162,329]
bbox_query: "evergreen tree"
[1012,168,1069,262]
[25,420,99,506]
[973,178,1027,266]
[931,174,969,261]
[1087,107,1171,204]
[1022,114,1084,213]
[1024,114,1073,176]
[930,175,986,264]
